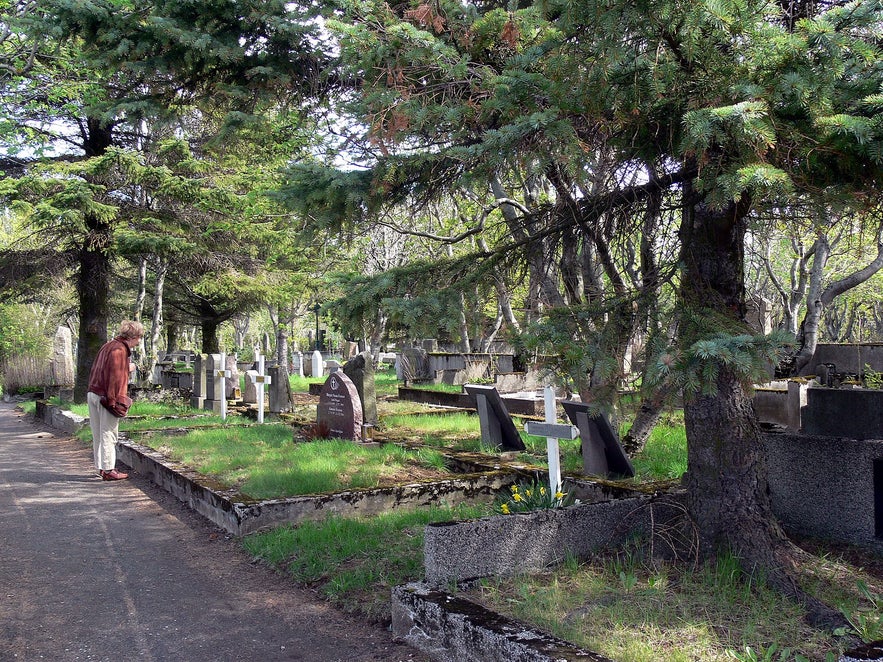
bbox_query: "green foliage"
[648,330,794,398]
[495,480,572,514]
[836,580,883,643]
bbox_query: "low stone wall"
[392,583,611,662]
[116,438,518,536]
[422,492,686,587]
[801,343,883,376]
[34,400,87,435]
[764,432,883,551]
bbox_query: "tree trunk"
[147,259,166,381]
[73,119,113,403]
[679,185,841,626]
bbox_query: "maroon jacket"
[87,337,133,415]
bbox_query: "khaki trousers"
[87,391,120,471]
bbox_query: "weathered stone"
[343,351,378,426]
[243,370,259,404]
[190,354,207,409]
[268,364,293,414]
[562,401,634,479]
[401,348,431,381]
[49,326,75,386]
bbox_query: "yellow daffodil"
[513,493,522,502]
[525,489,532,497]
[501,503,510,514]
[540,487,546,496]
[510,485,518,493]
[555,491,565,500]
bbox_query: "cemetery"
[14,335,883,660]
[7,2,883,658]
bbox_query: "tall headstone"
[190,354,207,409]
[204,353,226,415]
[463,384,526,451]
[343,351,378,426]
[49,326,75,386]
[225,355,240,399]
[293,351,304,378]
[317,372,363,441]
[268,364,293,414]
[312,349,324,378]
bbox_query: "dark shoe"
[100,469,129,481]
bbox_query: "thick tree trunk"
[73,227,111,402]
[679,186,842,626]
[73,119,113,403]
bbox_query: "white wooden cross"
[215,352,232,421]
[249,354,272,424]
[523,386,578,495]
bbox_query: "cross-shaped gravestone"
[249,354,272,423]
[523,386,578,495]
[214,352,232,421]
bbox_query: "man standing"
[86,320,144,480]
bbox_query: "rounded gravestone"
[317,372,363,441]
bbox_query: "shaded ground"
[0,401,428,662]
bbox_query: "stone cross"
[523,386,578,495]
[214,352,231,420]
[249,354,272,424]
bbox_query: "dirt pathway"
[0,401,428,661]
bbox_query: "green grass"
[288,365,400,397]
[466,548,866,661]
[142,425,451,498]
[243,503,492,622]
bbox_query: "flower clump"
[496,480,571,514]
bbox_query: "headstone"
[293,351,304,378]
[325,359,341,374]
[49,326,75,386]
[243,370,259,404]
[395,354,404,380]
[343,351,378,426]
[268,364,293,414]
[401,348,431,381]
[422,338,438,352]
[463,384,526,451]
[317,372,363,441]
[205,353,231,419]
[312,349,324,378]
[562,401,634,478]
[225,355,240,399]
[190,354,207,409]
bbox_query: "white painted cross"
[249,354,272,424]
[215,352,232,421]
[523,386,578,495]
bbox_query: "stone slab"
[392,583,612,662]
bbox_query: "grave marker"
[317,372,364,441]
[268,364,293,414]
[343,351,378,426]
[562,401,634,478]
[212,352,231,420]
[463,384,526,451]
[249,354,271,423]
[312,349,324,378]
[524,386,578,495]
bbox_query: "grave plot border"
[114,437,519,536]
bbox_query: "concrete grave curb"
[392,582,612,662]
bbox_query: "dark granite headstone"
[317,372,364,441]
[343,351,378,425]
[463,384,525,451]
[562,401,634,478]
